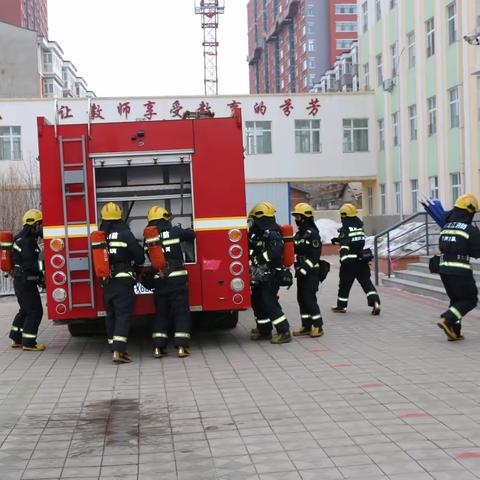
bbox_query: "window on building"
[376,54,383,86]
[336,21,357,32]
[447,2,457,45]
[408,104,417,141]
[0,127,21,161]
[411,179,418,212]
[245,121,272,155]
[336,39,352,49]
[308,57,316,69]
[392,112,400,146]
[308,39,315,52]
[426,17,435,57]
[380,184,386,214]
[362,1,368,33]
[449,86,460,128]
[394,181,401,214]
[391,42,398,77]
[295,120,321,153]
[306,4,314,16]
[375,0,381,21]
[407,31,415,68]
[343,119,369,152]
[367,187,374,214]
[429,176,439,198]
[302,59,307,71]
[451,172,462,205]
[378,118,385,151]
[336,4,357,15]
[364,62,370,90]
[307,22,315,34]
[427,96,437,136]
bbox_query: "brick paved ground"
[1,258,480,479]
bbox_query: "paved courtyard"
[2,260,480,479]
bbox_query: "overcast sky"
[48,0,250,97]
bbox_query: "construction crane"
[194,0,225,96]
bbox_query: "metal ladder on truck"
[58,135,95,311]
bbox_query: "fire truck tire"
[220,311,239,329]
[195,311,239,330]
[68,319,106,337]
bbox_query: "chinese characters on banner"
[144,101,157,120]
[280,98,293,116]
[58,105,73,120]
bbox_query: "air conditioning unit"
[383,78,394,92]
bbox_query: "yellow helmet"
[147,205,171,222]
[250,202,276,218]
[339,203,357,217]
[22,209,42,226]
[455,194,480,213]
[101,202,122,221]
[292,202,314,218]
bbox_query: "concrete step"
[418,256,480,270]
[408,262,480,277]
[382,276,449,302]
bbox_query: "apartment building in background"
[247,0,358,93]
[0,0,48,37]
[358,0,480,216]
[0,21,95,99]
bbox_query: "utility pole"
[194,0,225,96]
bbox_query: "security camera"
[464,31,480,45]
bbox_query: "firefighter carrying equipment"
[0,231,14,273]
[101,202,122,221]
[147,206,172,223]
[292,202,314,217]
[280,224,294,267]
[250,202,276,218]
[144,225,166,272]
[22,209,42,226]
[454,194,480,213]
[91,230,110,278]
[339,203,357,218]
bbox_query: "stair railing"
[373,211,440,285]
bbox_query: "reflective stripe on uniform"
[272,315,287,325]
[366,291,377,297]
[256,318,270,324]
[349,232,365,238]
[299,268,307,275]
[10,326,19,332]
[163,238,180,246]
[13,244,21,252]
[152,332,168,338]
[0,242,13,247]
[338,297,348,302]
[262,251,270,262]
[175,332,191,338]
[107,339,113,344]
[22,333,36,339]
[113,336,127,342]
[312,314,322,320]
[441,229,470,239]
[169,270,188,277]
[301,314,311,319]
[91,241,104,246]
[439,261,472,270]
[114,272,134,278]
[305,259,314,268]
[340,254,357,262]
[109,241,128,248]
[145,236,161,244]
[449,306,463,320]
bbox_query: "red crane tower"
[195,0,225,96]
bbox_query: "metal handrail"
[373,211,440,285]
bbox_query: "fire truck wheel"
[68,320,106,337]
[220,311,239,329]
[195,311,239,330]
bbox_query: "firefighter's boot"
[448,322,465,341]
[293,326,310,337]
[437,318,461,341]
[270,332,292,344]
[250,329,272,341]
[11,341,22,349]
[154,348,167,358]
[310,326,324,338]
[113,351,132,364]
[371,301,381,316]
[23,343,46,352]
[178,346,190,358]
[331,306,347,313]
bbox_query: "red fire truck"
[37,110,251,335]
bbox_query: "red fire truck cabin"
[37,110,250,332]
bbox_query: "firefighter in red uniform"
[9,209,45,351]
[291,203,324,338]
[331,203,380,315]
[100,202,145,364]
[145,206,196,358]
[249,202,292,344]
